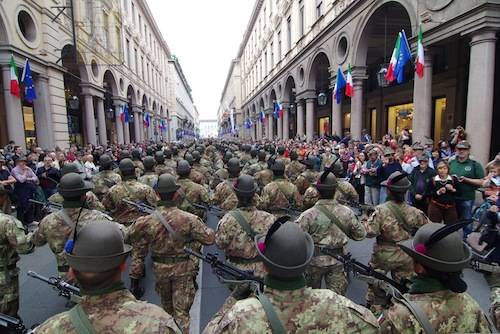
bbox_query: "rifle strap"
[256,292,286,334]
[68,304,98,334]
[153,210,184,242]
[385,202,414,235]
[389,289,436,334]
[276,182,293,207]
[315,204,350,236]
[229,209,257,239]
[58,209,74,227]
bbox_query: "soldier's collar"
[80,282,126,296]
[158,200,177,207]
[273,176,285,180]
[409,276,446,294]
[63,200,85,209]
[264,275,306,291]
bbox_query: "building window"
[264,51,267,75]
[115,27,121,53]
[286,16,291,51]
[277,31,281,61]
[103,12,110,49]
[270,42,274,68]
[134,48,138,73]
[434,97,446,140]
[138,14,142,35]
[299,0,304,36]
[141,56,145,80]
[86,0,93,32]
[388,102,414,136]
[316,0,323,19]
[131,2,136,25]
[126,39,130,66]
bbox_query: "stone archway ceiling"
[310,53,330,91]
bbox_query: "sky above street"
[147,0,255,120]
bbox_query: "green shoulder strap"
[229,209,257,239]
[58,209,74,227]
[153,210,184,242]
[385,202,415,235]
[276,182,294,207]
[388,287,436,334]
[315,204,350,236]
[256,292,286,334]
[68,304,98,334]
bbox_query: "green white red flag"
[415,25,424,78]
[9,55,20,98]
[385,33,401,83]
[345,64,353,97]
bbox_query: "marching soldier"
[185,153,207,185]
[33,173,114,278]
[155,151,174,176]
[259,160,302,217]
[254,155,274,193]
[246,147,259,167]
[164,148,178,170]
[128,174,215,332]
[0,184,33,317]
[295,156,320,195]
[296,171,366,295]
[205,219,379,333]
[242,150,267,177]
[212,158,243,211]
[285,150,306,183]
[131,149,145,177]
[35,221,182,334]
[49,163,105,212]
[103,158,158,226]
[92,154,122,201]
[238,144,252,166]
[276,145,291,166]
[332,160,359,204]
[176,160,211,219]
[380,222,492,333]
[192,150,212,184]
[363,171,428,313]
[138,156,159,188]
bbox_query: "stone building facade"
[221,0,500,165]
[218,59,243,138]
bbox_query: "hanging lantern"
[377,65,390,88]
[317,92,327,106]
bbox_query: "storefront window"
[388,102,413,137]
[343,112,350,134]
[434,97,446,141]
[22,105,36,147]
[318,116,330,137]
[370,108,376,140]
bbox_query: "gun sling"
[315,204,351,236]
[385,202,415,235]
[256,292,286,334]
[69,304,97,334]
[153,210,184,242]
[229,209,257,239]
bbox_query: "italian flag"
[345,64,353,97]
[385,32,401,83]
[415,26,424,78]
[9,55,20,98]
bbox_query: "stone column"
[83,95,97,145]
[113,102,124,144]
[2,65,25,148]
[268,113,273,139]
[33,76,54,148]
[350,79,364,140]
[412,50,433,143]
[332,100,342,138]
[277,115,283,139]
[96,97,107,146]
[297,100,304,138]
[305,98,315,142]
[123,119,130,144]
[133,107,141,143]
[465,30,497,166]
[283,107,289,140]
[251,123,256,140]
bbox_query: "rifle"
[27,271,81,303]
[318,247,408,293]
[276,206,303,217]
[337,199,375,217]
[28,199,62,213]
[0,313,29,334]
[191,203,226,217]
[184,248,263,291]
[122,199,154,214]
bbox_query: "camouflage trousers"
[305,263,348,295]
[485,273,500,330]
[0,270,19,317]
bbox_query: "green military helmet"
[65,221,131,273]
[184,153,194,165]
[192,150,201,163]
[154,151,165,164]
[315,171,338,192]
[62,162,85,176]
[399,222,472,273]
[255,217,314,278]
[226,157,241,176]
[163,148,172,159]
[176,159,191,177]
[131,149,141,160]
[250,148,258,158]
[119,158,135,176]
[155,174,180,194]
[223,151,233,164]
[290,151,298,161]
[171,146,178,156]
[99,154,113,169]
[271,160,285,175]
[143,156,156,171]
[380,171,411,193]
[258,150,267,162]
[58,172,93,199]
[120,150,131,160]
[233,174,257,198]
[277,146,285,155]
[196,145,205,154]
[146,147,154,156]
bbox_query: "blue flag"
[333,67,346,104]
[394,30,412,84]
[21,59,36,102]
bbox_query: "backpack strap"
[68,304,98,334]
[315,204,350,236]
[256,292,286,334]
[385,202,415,235]
[153,210,184,242]
[229,209,257,239]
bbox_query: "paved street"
[18,210,491,332]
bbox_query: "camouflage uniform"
[91,170,122,200]
[102,180,158,225]
[212,179,263,211]
[285,160,306,183]
[0,209,33,316]
[302,186,321,210]
[215,206,275,278]
[491,286,500,329]
[239,153,252,166]
[133,160,145,177]
[363,201,428,309]
[242,161,267,177]
[276,155,291,167]
[193,163,212,184]
[155,163,175,176]
[210,168,229,190]
[165,159,177,171]
[138,172,159,189]
[259,177,303,217]
[129,202,215,332]
[49,191,105,212]
[334,180,360,203]
[32,207,113,277]
[296,199,365,295]
[254,169,273,193]
[205,286,379,334]
[295,170,320,195]
[177,177,211,219]
[189,168,207,185]
[35,288,182,334]
[380,277,491,333]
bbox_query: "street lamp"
[317,92,327,106]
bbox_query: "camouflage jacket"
[285,161,306,183]
[91,170,122,199]
[302,186,320,209]
[295,170,320,195]
[259,178,303,214]
[155,164,175,176]
[254,169,273,192]
[193,164,212,183]
[380,277,491,333]
[177,177,210,218]
[297,199,365,266]
[239,153,252,166]
[165,159,177,170]
[128,203,215,279]
[206,283,379,334]
[102,179,158,225]
[34,287,182,334]
[49,191,105,212]
[334,180,360,204]
[210,168,229,190]
[138,172,159,189]
[212,178,238,211]
[32,207,114,275]
[0,211,33,274]
[133,160,145,177]
[189,169,207,185]
[276,156,291,167]
[242,162,266,177]
[215,206,274,277]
